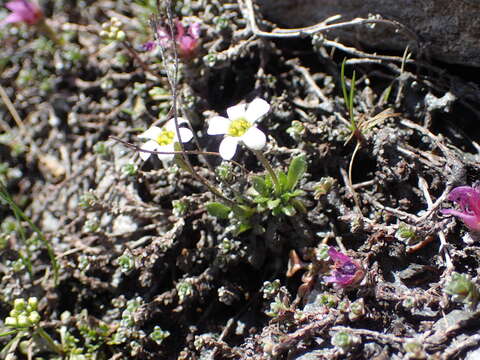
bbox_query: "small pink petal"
[328,247,351,264]
[4,0,42,25]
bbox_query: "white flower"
[139,118,193,163]
[207,98,270,160]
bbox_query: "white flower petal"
[139,126,162,140]
[226,103,246,120]
[207,116,231,135]
[219,136,239,160]
[175,127,193,143]
[156,143,175,162]
[139,140,160,161]
[241,126,266,151]
[245,98,270,123]
[165,117,188,131]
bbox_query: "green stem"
[0,330,17,337]
[36,327,63,355]
[253,150,280,193]
[173,157,240,211]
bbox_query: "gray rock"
[258,0,480,66]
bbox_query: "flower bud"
[13,298,26,312]
[116,30,126,41]
[16,315,30,327]
[28,311,41,325]
[27,297,38,311]
[5,316,17,327]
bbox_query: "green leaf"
[233,205,256,220]
[272,207,282,217]
[234,222,252,236]
[252,176,269,196]
[349,69,356,127]
[206,202,231,219]
[277,171,288,193]
[340,58,349,112]
[264,174,273,189]
[286,155,307,191]
[291,198,307,214]
[253,196,269,204]
[281,205,297,217]
[267,199,281,210]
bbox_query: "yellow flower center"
[156,129,175,146]
[228,118,251,137]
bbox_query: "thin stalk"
[36,327,63,355]
[349,70,356,128]
[156,1,242,214]
[0,83,24,130]
[174,157,241,211]
[253,150,280,193]
[0,330,17,337]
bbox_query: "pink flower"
[175,20,200,58]
[441,186,480,232]
[1,0,43,26]
[324,247,364,288]
[146,19,200,59]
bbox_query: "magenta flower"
[441,186,480,232]
[174,20,200,58]
[1,0,43,26]
[146,19,200,59]
[324,247,364,288]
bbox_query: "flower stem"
[173,157,239,210]
[36,327,63,355]
[253,150,280,192]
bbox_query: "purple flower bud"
[175,20,200,59]
[148,19,201,60]
[324,247,364,288]
[441,186,480,232]
[1,0,43,26]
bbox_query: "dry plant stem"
[368,195,420,222]
[348,141,361,190]
[418,176,453,270]
[286,59,331,105]
[252,150,279,191]
[323,39,415,65]
[442,334,480,359]
[352,179,375,190]
[331,326,406,347]
[0,84,24,130]
[339,167,362,213]
[243,0,416,42]
[110,136,221,157]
